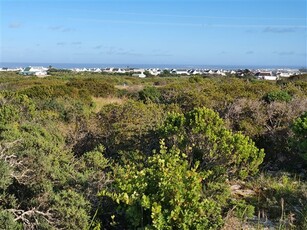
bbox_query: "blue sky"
[1,0,306,67]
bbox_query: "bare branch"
[0,140,34,184]
[0,140,21,155]
[8,207,55,229]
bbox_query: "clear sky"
[1,0,306,67]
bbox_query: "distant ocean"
[0,62,302,70]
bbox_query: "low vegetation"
[0,71,306,229]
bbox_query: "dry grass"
[92,96,126,113]
[222,216,245,230]
[115,84,144,92]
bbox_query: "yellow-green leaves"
[101,143,224,229]
[292,112,307,161]
[160,107,264,180]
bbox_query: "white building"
[132,71,146,78]
[19,66,48,76]
[172,69,190,75]
[103,67,114,73]
[255,72,277,80]
[148,68,161,76]
[113,68,126,74]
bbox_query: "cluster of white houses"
[60,67,303,80]
[70,67,229,76]
[0,66,303,80]
[0,66,49,77]
[20,66,49,76]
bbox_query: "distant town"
[0,65,306,80]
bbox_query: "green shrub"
[97,100,165,154]
[101,141,224,229]
[230,200,255,220]
[292,112,307,161]
[66,79,117,97]
[159,107,265,180]
[52,190,90,229]
[20,85,92,102]
[138,86,161,103]
[0,211,22,230]
[264,90,292,103]
[0,92,36,125]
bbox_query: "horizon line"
[1,62,305,69]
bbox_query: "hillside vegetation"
[0,71,306,229]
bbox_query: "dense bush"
[1,73,307,229]
[19,84,92,102]
[0,92,36,124]
[101,141,224,229]
[138,86,161,103]
[97,100,165,155]
[264,90,292,103]
[292,112,307,162]
[0,91,108,229]
[66,78,117,97]
[159,107,265,180]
